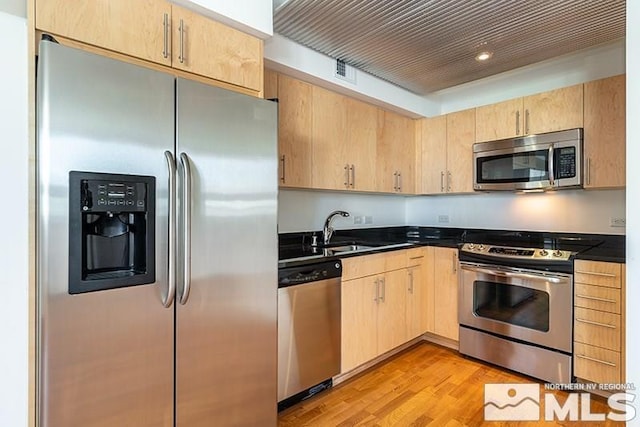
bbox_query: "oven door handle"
[460,264,565,284]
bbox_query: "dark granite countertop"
[278,226,625,267]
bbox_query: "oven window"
[477,149,549,183]
[473,281,549,332]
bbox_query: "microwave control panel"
[555,146,576,179]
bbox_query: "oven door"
[459,262,573,353]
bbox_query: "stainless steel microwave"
[473,128,583,191]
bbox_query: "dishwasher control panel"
[278,260,342,287]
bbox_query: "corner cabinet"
[583,74,626,189]
[573,260,625,384]
[35,0,263,93]
[417,109,475,194]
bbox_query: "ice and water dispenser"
[68,171,155,294]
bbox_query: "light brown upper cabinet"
[311,86,349,190]
[36,0,263,92]
[583,74,626,189]
[278,74,313,188]
[377,110,416,194]
[417,109,475,194]
[475,84,583,142]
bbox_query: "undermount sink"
[326,244,376,254]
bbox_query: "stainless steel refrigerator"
[36,39,278,426]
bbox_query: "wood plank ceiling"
[273,0,626,94]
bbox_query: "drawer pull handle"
[409,256,425,260]
[575,354,617,367]
[576,270,617,278]
[575,318,616,329]
[576,294,617,304]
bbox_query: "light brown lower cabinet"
[430,247,459,341]
[573,260,625,384]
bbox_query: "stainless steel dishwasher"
[278,260,341,411]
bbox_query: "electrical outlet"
[610,217,626,227]
[364,216,373,224]
[438,215,450,224]
[353,216,363,225]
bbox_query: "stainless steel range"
[458,243,574,383]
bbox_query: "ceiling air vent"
[335,59,356,84]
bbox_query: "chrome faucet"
[323,210,350,246]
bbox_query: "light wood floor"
[278,342,624,426]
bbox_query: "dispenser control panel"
[81,179,148,212]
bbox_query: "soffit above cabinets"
[273,0,626,95]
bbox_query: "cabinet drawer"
[574,307,621,350]
[574,342,621,384]
[406,247,426,267]
[574,283,621,314]
[342,250,407,280]
[574,260,622,288]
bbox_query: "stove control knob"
[539,249,549,257]
[553,250,564,257]
[468,244,475,250]
[478,244,485,250]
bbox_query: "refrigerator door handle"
[179,152,192,305]
[163,150,177,307]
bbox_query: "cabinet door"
[377,110,415,193]
[523,84,583,134]
[341,277,379,372]
[377,270,407,355]
[171,4,262,91]
[36,0,172,66]
[446,109,475,193]
[583,74,626,189]
[311,86,348,190]
[263,68,278,100]
[475,98,524,142]
[417,116,447,194]
[346,98,377,191]
[406,250,429,340]
[278,75,313,188]
[433,247,459,341]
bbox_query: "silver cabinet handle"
[576,294,617,304]
[452,252,457,273]
[548,145,555,186]
[162,13,169,59]
[440,171,444,193]
[178,19,185,64]
[392,172,398,192]
[575,318,617,329]
[163,151,177,308]
[179,152,192,305]
[374,278,380,302]
[575,354,617,367]
[447,171,452,192]
[576,270,617,278]
[280,155,285,183]
[586,157,591,186]
[344,164,349,188]
[525,109,530,134]
[398,172,402,192]
[350,164,355,188]
[408,270,414,294]
[515,110,520,135]
[380,277,386,302]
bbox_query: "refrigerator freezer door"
[175,79,278,425]
[37,41,175,426]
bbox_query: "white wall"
[0,0,25,17]
[278,189,406,233]
[407,190,625,235]
[264,34,440,118]
[170,0,273,38]
[0,11,29,427]
[626,2,639,426]
[435,39,625,114]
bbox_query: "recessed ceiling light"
[475,51,493,62]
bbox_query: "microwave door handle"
[548,145,555,187]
